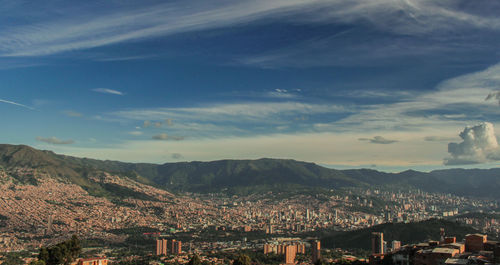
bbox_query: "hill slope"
[321,219,482,250]
[1,144,500,198]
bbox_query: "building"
[297,243,306,254]
[155,239,168,256]
[392,241,402,252]
[264,243,275,254]
[372,232,384,254]
[444,237,456,244]
[172,240,182,255]
[465,234,487,252]
[312,240,321,264]
[284,244,297,264]
[414,248,459,265]
[77,257,108,265]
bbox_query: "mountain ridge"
[1,144,499,198]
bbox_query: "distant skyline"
[2,0,500,172]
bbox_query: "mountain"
[321,219,483,250]
[1,144,500,198]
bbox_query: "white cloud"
[152,133,184,141]
[334,62,500,133]
[128,131,143,136]
[359,136,398,144]
[444,122,500,165]
[36,136,74,145]
[424,136,457,142]
[112,101,347,124]
[0,0,324,57]
[2,1,499,57]
[0,98,34,110]
[92,88,124,95]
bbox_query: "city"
[1,0,500,264]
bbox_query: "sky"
[2,0,500,172]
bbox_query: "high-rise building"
[312,240,321,264]
[172,240,182,255]
[46,215,53,235]
[284,245,297,264]
[156,239,168,256]
[371,232,384,254]
[297,243,306,254]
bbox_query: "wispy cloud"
[36,136,74,145]
[92,88,124,95]
[128,131,143,136]
[0,0,323,57]
[359,136,398,144]
[152,133,184,141]
[62,110,83,117]
[0,98,34,110]
[2,0,499,58]
[112,102,347,124]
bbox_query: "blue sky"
[2,0,500,171]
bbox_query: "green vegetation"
[101,183,158,201]
[0,252,25,265]
[232,254,251,265]
[187,254,202,265]
[321,219,484,250]
[38,235,81,265]
[2,144,500,199]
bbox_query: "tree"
[233,254,251,265]
[39,235,82,265]
[1,253,24,265]
[188,254,202,265]
[315,259,329,265]
[39,247,49,264]
[29,260,46,265]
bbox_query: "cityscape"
[1,0,500,265]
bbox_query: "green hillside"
[1,144,500,199]
[321,219,482,250]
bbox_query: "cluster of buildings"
[370,232,500,265]
[155,238,182,256]
[262,239,321,264]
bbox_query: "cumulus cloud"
[152,133,184,141]
[358,136,398,144]
[92,88,124,95]
[444,122,500,165]
[36,136,74,145]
